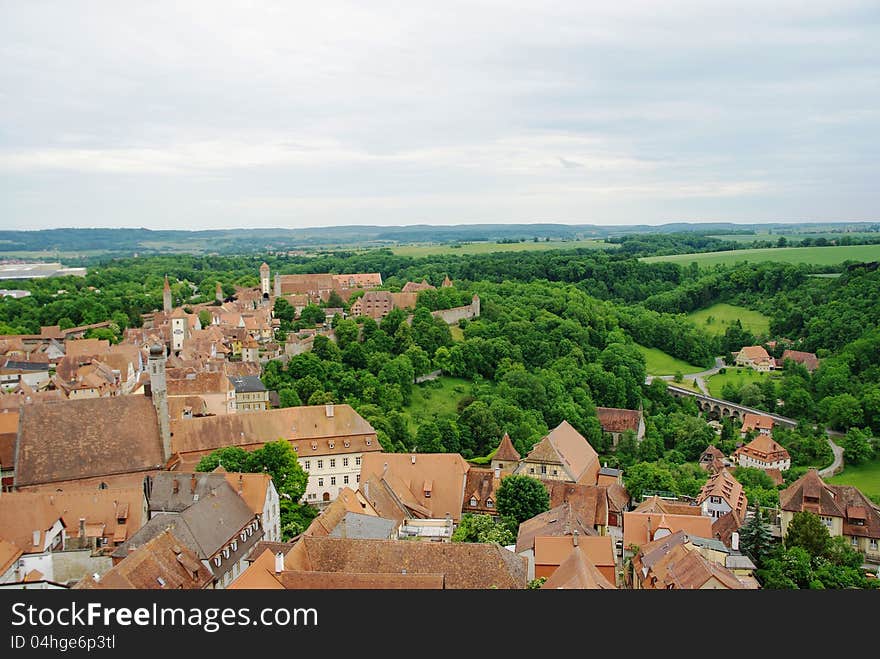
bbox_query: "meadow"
[687,303,771,338]
[391,238,614,258]
[637,344,705,376]
[827,457,880,504]
[641,244,880,268]
[706,367,778,399]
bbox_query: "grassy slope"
[636,344,704,376]
[706,367,778,398]
[687,303,770,337]
[641,244,880,267]
[401,376,494,434]
[827,457,880,503]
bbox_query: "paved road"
[819,430,846,478]
[645,357,725,385]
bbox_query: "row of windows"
[527,465,558,476]
[316,475,356,487]
[303,457,359,471]
[469,497,493,508]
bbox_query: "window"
[552,469,558,476]
[318,478,324,487]
[529,468,534,474]
[486,498,494,508]
[214,556,222,567]
[330,477,336,485]
[223,548,230,559]
[470,497,477,507]
[355,457,361,466]
[366,439,371,446]
[344,475,349,485]
[820,516,834,528]
[330,459,336,468]
[317,460,323,469]
[871,539,878,551]
[304,461,310,470]
[356,474,360,483]
[308,493,316,500]
[541,465,547,474]
[231,540,237,552]
[240,532,247,542]
[329,442,335,449]
[851,536,859,546]
[343,458,349,467]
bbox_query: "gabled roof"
[169,404,377,456]
[634,496,703,516]
[493,432,521,462]
[78,529,212,590]
[360,452,470,522]
[15,396,165,487]
[515,503,596,554]
[605,482,631,514]
[737,434,790,461]
[541,545,616,589]
[283,536,527,589]
[304,487,379,537]
[541,481,608,529]
[660,545,751,589]
[623,511,713,549]
[712,510,743,546]
[0,538,23,576]
[328,513,397,540]
[595,407,642,433]
[697,469,748,519]
[41,488,146,546]
[463,468,501,514]
[533,535,615,570]
[781,350,819,372]
[523,421,599,484]
[0,492,65,553]
[227,375,266,393]
[778,469,845,517]
[740,413,775,434]
[737,345,771,362]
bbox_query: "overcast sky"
[1,1,878,230]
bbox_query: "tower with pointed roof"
[162,275,172,314]
[491,432,521,476]
[441,275,453,287]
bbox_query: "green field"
[710,232,880,244]
[665,378,703,393]
[828,457,880,504]
[391,239,614,258]
[641,244,880,268]
[401,376,493,433]
[687,303,770,338]
[706,367,778,399]
[637,344,705,376]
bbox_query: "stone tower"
[260,262,270,297]
[148,343,172,462]
[471,294,480,318]
[274,273,281,298]
[163,275,172,313]
[215,281,223,303]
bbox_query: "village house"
[780,349,820,372]
[359,452,471,525]
[169,403,379,504]
[540,543,617,589]
[401,279,436,293]
[630,530,757,589]
[0,495,66,584]
[696,469,748,520]
[515,421,601,485]
[533,533,617,584]
[740,412,774,437]
[75,529,212,590]
[734,434,791,472]
[699,445,728,472]
[596,407,645,445]
[112,481,263,589]
[515,503,597,579]
[230,536,527,589]
[541,481,613,536]
[146,470,281,543]
[168,371,237,416]
[623,509,714,553]
[463,467,502,516]
[734,345,775,371]
[779,469,880,563]
[302,487,390,539]
[228,375,269,412]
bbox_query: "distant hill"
[1,222,877,258]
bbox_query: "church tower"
[148,343,172,462]
[163,275,172,313]
[260,262,270,297]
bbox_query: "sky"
[1,1,878,230]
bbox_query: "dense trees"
[495,475,550,525]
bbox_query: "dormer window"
[366,439,371,446]
[486,498,494,508]
[344,441,350,448]
[329,442,335,449]
[223,548,230,559]
[231,541,237,552]
[470,497,477,507]
[214,556,222,567]
[240,532,247,542]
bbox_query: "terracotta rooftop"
[781,350,819,372]
[76,529,212,590]
[0,492,65,553]
[169,404,377,456]
[595,407,642,433]
[304,487,379,537]
[533,534,615,572]
[284,536,527,589]
[515,503,597,554]
[522,421,600,484]
[623,511,714,549]
[541,481,609,529]
[697,469,748,519]
[634,496,703,516]
[493,432,521,462]
[15,396,165,488]
[736,434,790,462]
[541,545,616,590]
[712,510,743,546]
[737,345,771,362]
[359,452,470,522]
[0,538,23,576]
[740,413,775,434]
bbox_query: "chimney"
[411,455,416,464]
[325,403,334,418]
[572,529,579,547]
[274,551,284,574]
[190,474,197,494]
[731,531,740,551]
[32,530,40,548]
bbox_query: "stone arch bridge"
[665,385,798,429]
